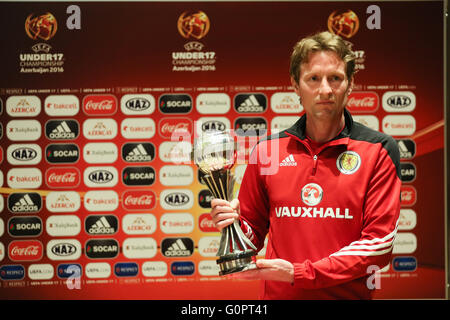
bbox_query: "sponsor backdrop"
[0,1,445,299]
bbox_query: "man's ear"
[347,77,354,95]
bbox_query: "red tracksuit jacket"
[238,109,401,299]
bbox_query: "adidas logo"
[237,94,265,113]
[49,121,76,139]
[12,194,39,212]
[87,216,115,234]
[163,239,192,257]
[280,154,297,167]
[125,143,152,162]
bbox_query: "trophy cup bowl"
[193,130,257,275]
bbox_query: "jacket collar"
[285,108,353,143]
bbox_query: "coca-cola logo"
[83,94,117,115]
[346,92,379,113]
[122,190,156,210]
[8,240,43,261]
[46,167,80,188]
[198,213,216,232]
[158,118,192,139]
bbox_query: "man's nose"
[319,78,332,96]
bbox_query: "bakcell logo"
[45,143,79,164]
[7,120,41,141]
[84,190,119,212]
[122,190,156,211]
[400,185,417,206]
[121,118,155,139]
[120,94,155,115]
[196,93,231,114]
[7,168,42,189]
[7,144,42,165]
[83,119,118,140]
[8,240,43,261]
[346,92,379,113]
[45,119,79,140]
[122,142,154,163]
[234,93,267,113]
[122,166,155,186]
[382,115,416,136]
[8,216,42,237]
[83,94,117,115]
[46,167,80,188]
[8,192,42,213]
[85,239,119,259]
[44,95,80,116]
[160,213,194,234]
[158,117,192,139]
[122,214,157,235]
[159,94,192,114]
[234,117,268,136]
[84,142,118,164]
[46,191,81,213]
[6,95,41,117]
[199,213,216,232]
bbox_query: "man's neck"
[305,113,345,143]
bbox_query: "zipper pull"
[312,155,318,175]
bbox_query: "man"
[210,31,401,299]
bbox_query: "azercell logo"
[280,154,297,167]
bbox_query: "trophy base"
[217,251,257,276]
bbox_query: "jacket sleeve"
[292,139,401,289]
[237,140,273,251]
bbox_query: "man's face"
[292,50,353,121]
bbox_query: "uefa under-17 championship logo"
[327,10,359,38]
[177,11,210,40]
[25,12,58,41]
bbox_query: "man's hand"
[210,198,240,231]
[227,259,294,284]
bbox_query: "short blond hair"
[289,31,356,83]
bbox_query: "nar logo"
[160,189,193,210]
[84,166,118,188]
[382,91,416,112]
[7,144,42,165]
[121,94,155,115]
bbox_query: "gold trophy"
[193,130,257,275]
